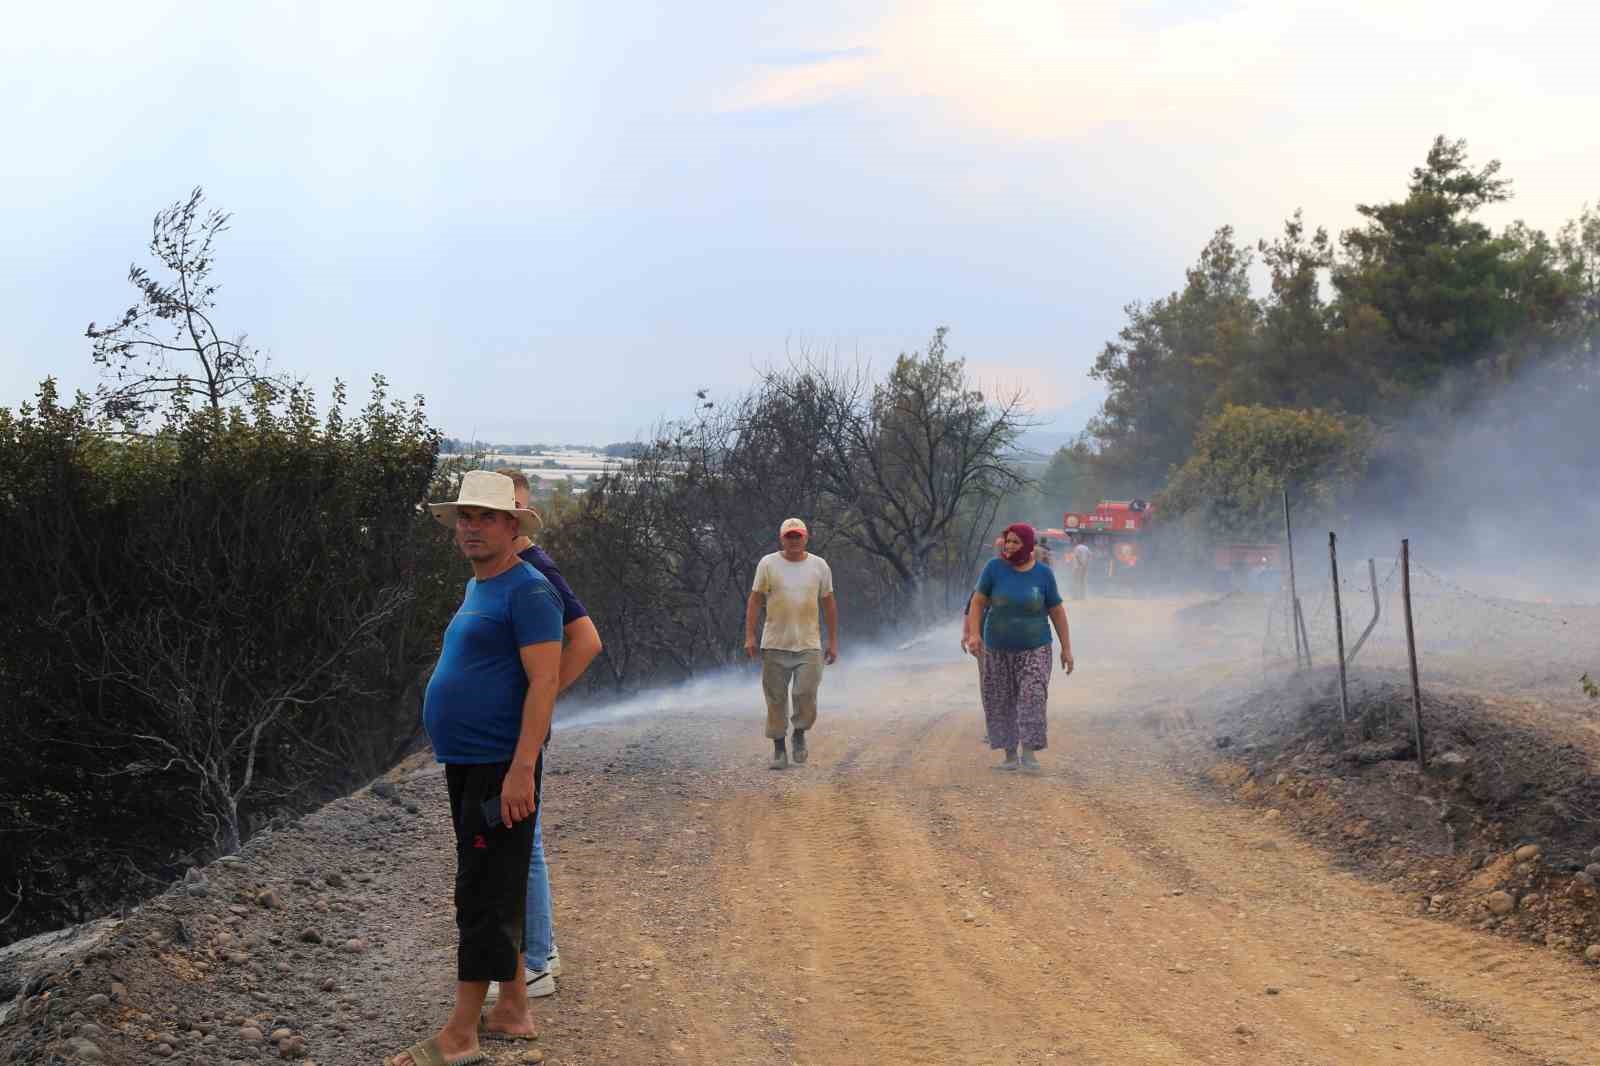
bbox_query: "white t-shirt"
[752,552,834,652]
[1073,544,1092,570]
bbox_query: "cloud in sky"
[726,1,1600,232]
[3,2,1597,444]
[727,2,1279,136]
[964,359,1100,415]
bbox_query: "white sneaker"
[483,967,556,1002]
[525,967,556,998]
[547,946,562,978]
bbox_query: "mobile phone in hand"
[481,794,504,830]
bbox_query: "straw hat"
[428,470,543,537]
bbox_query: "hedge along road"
[29,599,1599,1065]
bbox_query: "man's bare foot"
[482,998,540,1039]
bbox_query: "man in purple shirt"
[492,468,602,998]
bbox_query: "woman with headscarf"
[961,523,1074,771]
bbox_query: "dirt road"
[513,598,1599,1065]
[10,599,1599,1066]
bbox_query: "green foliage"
[1081,136,1599,529]
[1252,211,1354,408]
[1555,202,1600,355]
[534,476,584,527]
[540,334,1028,688]
[1334,137,1576,397]
[852,328,1030,587]
[86,187,287,429]
[1088,227,1260,488]
[1158,405,1373,541]
[0,378,457,943]
[1040,438,1119,513]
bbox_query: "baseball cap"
[779,517,808,537]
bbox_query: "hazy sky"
[5,2,1598,444]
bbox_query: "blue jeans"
[523,779,555,968]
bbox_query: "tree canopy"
[1076,136,1600,532]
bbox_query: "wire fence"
[1261,539,1600,701]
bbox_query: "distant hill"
[1012,429,1086,459]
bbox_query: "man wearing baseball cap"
[744,518,839,769]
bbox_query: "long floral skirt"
[980,644,1052,751]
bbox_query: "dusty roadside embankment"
[1178,590,1600,966]
[0,702,759,1066]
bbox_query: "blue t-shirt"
[423,561,565,764]
[518,545,589,625]
[976,557,1063,651]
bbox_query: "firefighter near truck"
[1042,499,1155,598]
[1037,500,1287,596]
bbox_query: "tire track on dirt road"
[707,602,1600,1064]
[721,768,1008,1062]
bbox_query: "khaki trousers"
[762,648,823,739]
[1069,567,1088,600]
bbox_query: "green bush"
[1157,404,1373,542]
[0,378,459,943]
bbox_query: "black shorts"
[445,757,541,982]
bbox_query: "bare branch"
[0,880,22,926]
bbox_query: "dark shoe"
[1020,749,1041,773]
[768,748,789,770]
[791,731,808,764]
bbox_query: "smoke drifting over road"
[1343,359,1600,603]
[554,627,972,736]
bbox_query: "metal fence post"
[1402,539,1427,771]
[1329,532,1349,726]
[1346,558,1381,666]
[1283,490,1305,669]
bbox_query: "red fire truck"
[1213,542,1281,590]
[1044,500,1155,589]
[1042,500,1283,593]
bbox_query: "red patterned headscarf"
[1002,523,1036,565]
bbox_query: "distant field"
[443,448,629,484]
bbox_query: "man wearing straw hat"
[387,470,564,1066]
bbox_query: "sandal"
[383,1035,487,1066]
